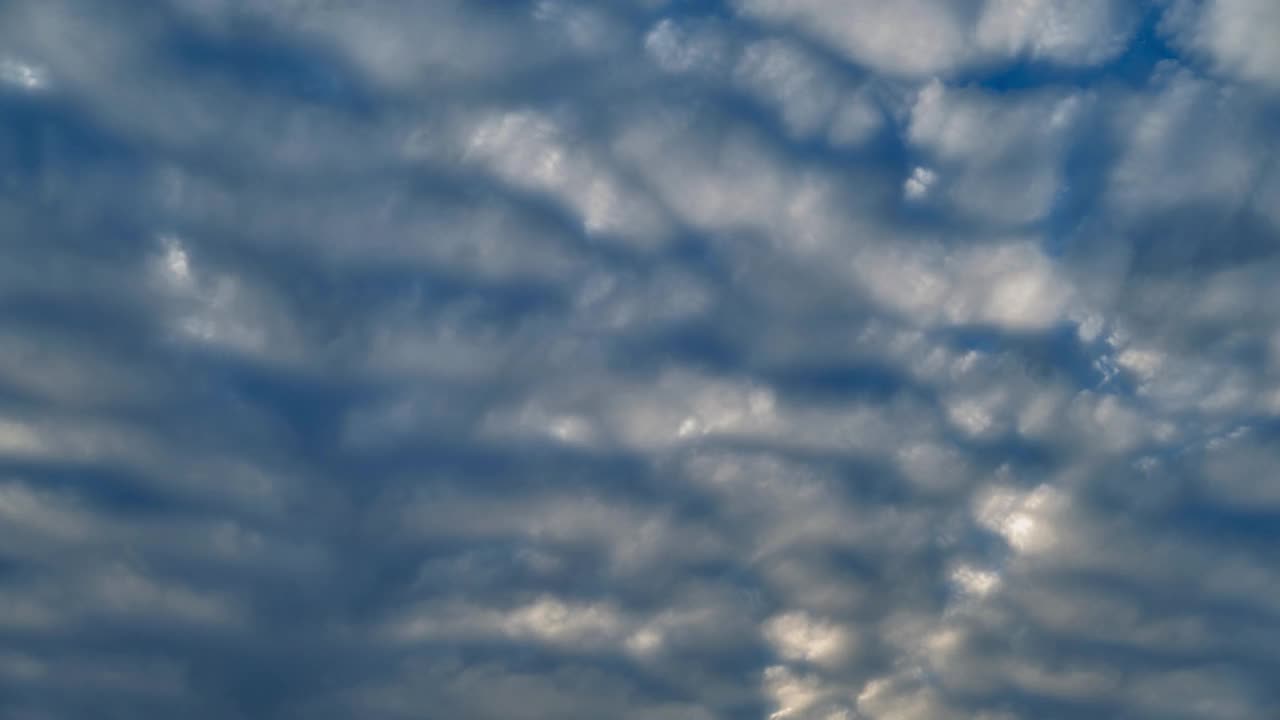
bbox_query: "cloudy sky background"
[2,1,1280,717]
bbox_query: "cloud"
[731,0,984,77]
[2,0,1279,718]
[1162,0,1280,91]
[975,0,1138,66]
[731,0,1137,77]
[906,80,1087,224]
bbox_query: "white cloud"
[0,56,48,90]
[147,234,300,362]
[734,39,857,141]
[645,18,731,76]
[1107,67,1263,217]
[764,664,854,719]
[732,0,982,77]
[733,0,1136,77]
[975,483,1064,555]
[903,166,937,200]
[462,109,672,246]
[763,611,855,667]
[950,564,1002,598]
[976,0,1137,66]
[388,596,631,651]
[854,240,1074,330]
[856,674,959,720]
[1163,0,1280,90]
[4,1,1280,718]
[907,80,1086,224]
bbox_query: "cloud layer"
[1,1,1278,718]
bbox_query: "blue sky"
[1,1,1279,718]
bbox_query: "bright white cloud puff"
[0,1,1278,718]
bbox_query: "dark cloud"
[1,1,1279,718]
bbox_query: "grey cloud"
[2,1,1279,719]
[731,0,1139,78]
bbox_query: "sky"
[1,1,1279,718]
